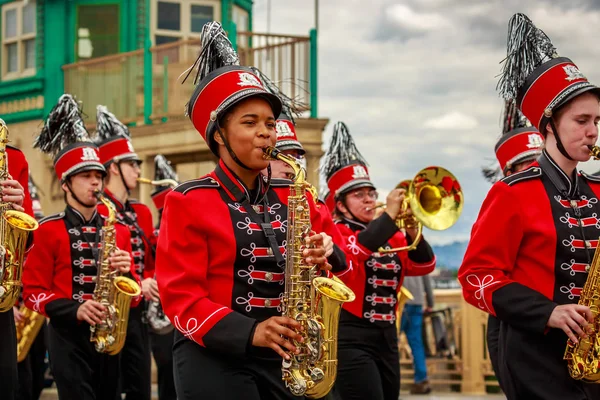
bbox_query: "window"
[2,1,36,79]
[76,4,120,60]
[153,0,219,45]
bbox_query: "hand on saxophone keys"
[77,300,107,326]
[252,316,304,360]
[108,249,132,274]
[1,175,25,211]
[547,303,595,344]
[303,232,333,271]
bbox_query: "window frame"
[1,0,36,80]
[152,0,221,46]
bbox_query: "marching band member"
[155,22,347,400]
[481,101,544,390]
[459,14,600,399]
[22,95,137,400]
[0,140,32,400]
[147,155,177,400]
[322,122,435,400]
[16,175,48,400]
[95,105,155,400]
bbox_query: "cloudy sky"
[253,0,600,245]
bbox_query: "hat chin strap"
[215,120,252,171]
[66,179,96,209]
[116,162,131,197]
[549,118,575,161]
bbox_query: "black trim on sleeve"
[407,238,435,264]
[357,212,399,252]
[328,244,347,273]
[203,311,257,357]
[492,282,557,334]
[45,298,81,325]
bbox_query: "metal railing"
[63,30,316,124]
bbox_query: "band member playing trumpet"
[481,101,544,391]
[459,14,600,399]
[22,95,137,400]
[95,105,156,400]
[0,135,33,400]
[155,22,347,400]
[322,122,436,400]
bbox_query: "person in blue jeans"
[401,275,433,395]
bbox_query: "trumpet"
[371,166,463,254]
[136,177,178,189]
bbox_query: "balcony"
[62,30,317,125]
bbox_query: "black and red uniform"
[1,146,32,400]
[97,189,155,400]
[156,160,348,400]
[483,103,544,389]
[334,215,435,400]
[22,206,139,399]
[460,152,600,399]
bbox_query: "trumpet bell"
[409,166,463,231]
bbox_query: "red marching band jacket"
[155,160,350,357]
[22,206,141,323]
[7,145,33,217]
[97,189,156,281]
[334,214,436,325]
[459,151,600,334]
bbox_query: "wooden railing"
[400,289,501,395]
[63,31,315,124]
[62,50,145,123]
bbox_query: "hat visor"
[63,164,107,182]
[106,154,143,167]
[555,85,600,113]
[276,142,306,155]
[335,181,376,198]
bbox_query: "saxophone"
[136,176,178,335]
[16,307,45,362]
[263,147,356,398]
[564,239,600,381]
[0,121,39,312]
[90,192,141,355]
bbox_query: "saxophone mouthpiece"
[93,189,102,200]
[589,145,600,160]
[262,146,280,161]
[136,178,152,184]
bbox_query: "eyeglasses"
[349,189,378,201]
[125,160,142,169]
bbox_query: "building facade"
[3,0,325,218]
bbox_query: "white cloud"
[424,112,479,130]
[252,0,600,243]
[385,4,451,32]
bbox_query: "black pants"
[120,306,151,400]
[497,321,600,400]
[335,318,399,400]
[0,308,18,400]
[173,331,303,400]
[150,330,176,400]
[486,315,502,391]
[47,321,119,400]
[17,323,48,400]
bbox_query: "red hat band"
[519,58,596,131]
[188,66,281,150]
[151,187,172,210]
[327,163,375,198]
[54,143,104,182]
[98,137,139,165]
[495,128,543,172]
